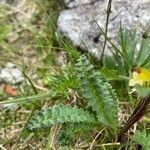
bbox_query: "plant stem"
[0,91,53,104]
[100,0,112,65]
[117,95,150,143]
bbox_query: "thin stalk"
[100,0,112,65]
[21,70,38,94]
[0,91,53,104]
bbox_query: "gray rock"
[57,0,150,58]
[0,63,24,84]
[64,0,99,8]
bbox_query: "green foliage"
[134,85,150,98]
[132,130,150,150]
[116,27,150,69]
[117,28,137,67]
[58,123,94,146]
[58,146,70,150]
[103,28,150,79]
[0,24,9,43]
[76,55,118,128]
[0,4,10,45]
[34,0,80,64]
[102,28,150,99]
[28,104,97,130]
[34,0,62,13]
[46,67,78,98]
[136,38,150,67]
[26,55,120,146]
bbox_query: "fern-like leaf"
[76,55,118,127]
[47,67,78,98]
[58,123,95,146]
[28,104,97,130]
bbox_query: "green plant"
[0,11,10,54]
[28,104,97,130]
[131,130,150,150]
[46,67,78,98]
[58,123,95,146]
[76,55,118,128]
[26,55,119,148]
[0,24,9,42]
[103,28,150,78]
[101,28,150,98]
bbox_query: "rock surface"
[57,0,150,58]
[0,63,24,84]
[64,0,98,8]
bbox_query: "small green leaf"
[100,67,122,80]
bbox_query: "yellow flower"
[129,67,150,87]
[129,67,150,97]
